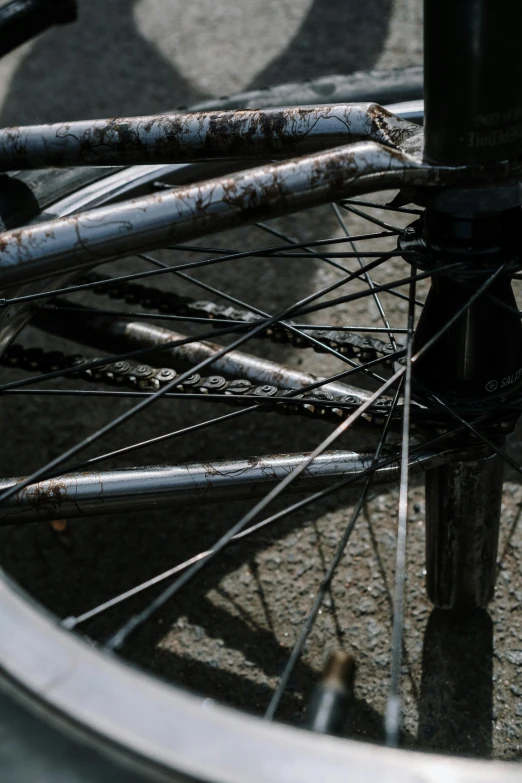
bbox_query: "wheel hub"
[398,200,522,411]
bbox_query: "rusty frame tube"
[0,103,419,170]
[2,119,520,291]
[0,447,457,525]
[0,141,427,290]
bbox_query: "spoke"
[61,414,473,632]
[337,202,405,233]
[216,251,410,258]
[332,203,399,351]
[139,253,388,384]
[0,261,409,502]
[382,287,424,309]
[168,232,396,253]
[39,304,255,327]
[340,199,423,216]
[293,262,463,320]
[39,303,408,334]
[384,279,416,748]
[104,368,406,653]
[0,387,388,410]
[168,230,396,256]
[42,348,403,478]
[264,379,404,721]
[1,234,395,307]
[255,221,352,275]
[65,405,261,469]
[429,395,522,476]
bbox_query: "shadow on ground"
[0,0,394,124]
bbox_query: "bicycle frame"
[0,1,520,519]
[0,108,520,291]
[0,1,521,775]
[0,0,521,283]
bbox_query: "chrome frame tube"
[0,447,459,524]
[0,140,425,289]
[0,103,418,170]
[1,102,520,291]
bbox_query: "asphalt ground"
[1,0,522,767]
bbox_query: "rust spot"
[51,519,68,532]
[19,478,67,514]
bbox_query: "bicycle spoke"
[264,379,404,721]
[337,203,405,234]
[64,404,261,469]
[39,304,409,334]
[219,251,409,259]
[39,304,259,327]
[293,262,463,319]
[59,419,478,632]
[384,279,416,748]
[339,199,423,216]
[429,394,522,476]
[2,235,396,307]
[104,368,406,653]
[332,202,399,351]
[254,221,353,275]
[168,230,396,257]
[138,253,389,384]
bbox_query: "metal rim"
[0,570,519,783]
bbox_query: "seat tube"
[424,0,522,165]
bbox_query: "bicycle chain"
[7,276,511,430]
[5,342,516,435]
[80,272,398,364]
[1,343,402,428]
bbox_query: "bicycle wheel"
[0,68,520,780]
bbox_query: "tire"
[0,68,513,780]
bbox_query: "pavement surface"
[1,0,522,771]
